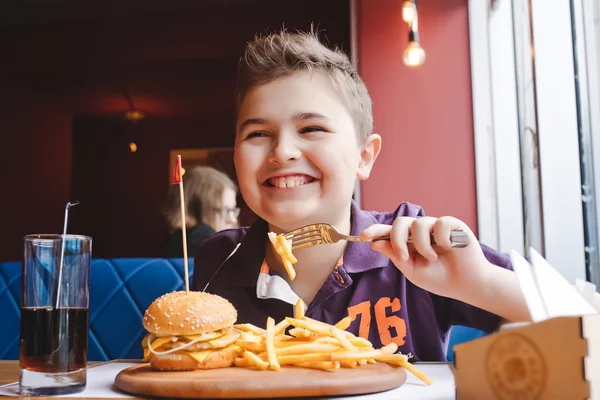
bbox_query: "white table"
[0,362,455,399]
[338,362,455,399]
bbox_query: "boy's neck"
[265,210,353,305]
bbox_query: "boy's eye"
[300,126,325,134]
[246,131,269,139]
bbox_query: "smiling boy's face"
[234,70,380,232]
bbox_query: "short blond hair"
[235,30,373,142]
[164,166,237,231]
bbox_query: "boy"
[191,30,530,361]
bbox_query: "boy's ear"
[357,133,382,180]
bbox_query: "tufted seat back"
[0,261,20,360]
[0,258,193,361]
[1,258,485,362]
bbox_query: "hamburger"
[141,291,241,370]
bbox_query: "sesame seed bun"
[142,291,237,336]
[148,345,239,370]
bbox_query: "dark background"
[0,0,351,260]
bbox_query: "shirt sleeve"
[432,243,514,333]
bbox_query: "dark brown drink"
[20,307,88,373]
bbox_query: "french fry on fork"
[268,232,297,280]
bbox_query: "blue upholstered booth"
[0,258,192,361]
[0,258,482,361]
[0,261,20,360]
[445,325,487,362]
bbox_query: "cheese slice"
[143,348,151,361]
[187,344,242,366]
[181,331,222,341]
[188,350,212,365]
[223,344,241,352]
[142,330,225,356]
[208,338,221,347]
[150,336,175,351]
[141,333,151,349]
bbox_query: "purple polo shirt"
[191,200,512,361]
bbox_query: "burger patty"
[158,328,240,352]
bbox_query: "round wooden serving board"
[114,363,407,399]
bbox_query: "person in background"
[163,166,239,258]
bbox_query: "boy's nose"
[267,136,302,164]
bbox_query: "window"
[469,0,600,285]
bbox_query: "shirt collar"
[230,200,390,286]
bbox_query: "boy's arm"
[364,215,533,328]
[458,247,600,323]
[463,268,600,326]
[430,244,531,333]
[452,243,531,324]
[458,260,531,323]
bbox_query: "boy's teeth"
[269,175,310,188]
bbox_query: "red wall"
[357,0,478,233]
[0,88,73,261]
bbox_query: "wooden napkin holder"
[453,314,600,399]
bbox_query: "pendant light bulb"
[403,30,425,68]
[403,41,425,67]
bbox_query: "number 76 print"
[347,297,407,347]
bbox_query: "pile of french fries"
[232,300,432,385]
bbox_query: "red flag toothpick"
[173,155,189,293]
[173,156,182,185]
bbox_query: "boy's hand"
[362,216,493,300]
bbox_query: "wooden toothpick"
[174,155,189,293]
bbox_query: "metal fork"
[284,223,470,250]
